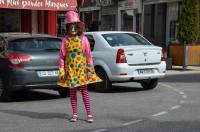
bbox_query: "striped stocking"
[69,88,78,116]
[80,86,92,116]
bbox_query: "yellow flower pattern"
[57,35,102,88]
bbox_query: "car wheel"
[58,89,70,98]
[0,78,12,101]
[95,68,112,93]
[140,79,158,90]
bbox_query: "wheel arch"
[94,61,111,80]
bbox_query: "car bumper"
[10,82,61,91]
[7,68,59,91]
[109,61,166,82]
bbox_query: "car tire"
[58,89,70,98]
[95,68,112,93]
[0,77,12,101]
[140,79,158,90]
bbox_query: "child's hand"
[59,68,66,82]
[59,75,66,81]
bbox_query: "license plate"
[137,69,154,74]
[37,70,58,77]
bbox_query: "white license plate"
[137,69,154,75]
[37,70,59,77]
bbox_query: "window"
[102,33,152,47]
[57,12,67,37]
[169,20,178,41]
[0,10,20,32]
[121,10,133,31]
[86,35,95,51]
[101,15,115,31]
[8,38,61,51]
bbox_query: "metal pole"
[183,41,187,71]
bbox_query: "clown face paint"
[69,24,79,35]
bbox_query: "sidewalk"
[166,66,200,75]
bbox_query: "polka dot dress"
[58,35,102,88]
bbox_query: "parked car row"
[0,32,166,101]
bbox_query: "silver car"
[85,31,166,92]
[0,33,68,101]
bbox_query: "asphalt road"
[0,72,200,132]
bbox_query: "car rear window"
[8,37,61,51]
[102,33,152,47]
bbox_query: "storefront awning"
[0,0,77,11]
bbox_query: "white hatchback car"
[85,31,166,92]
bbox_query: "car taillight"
[161,48,167,61]
[116,49,127,63]
[5,53,32,68]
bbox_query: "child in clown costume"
[57,10,102,123]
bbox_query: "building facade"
[118,0,142,33]
[79,0,183,48]
[0,9,58,36]
[80,0,143,33]
[0,0,76,36]
[143,0,181,47]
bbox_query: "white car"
[85,31,166,92]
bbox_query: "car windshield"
[9,38,61,51]
[102,33,152,47]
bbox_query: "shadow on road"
[0,109,68,119]
[160,73,200,83]
[3,90,62,103]
[3,83,148,102]
[89,83,145,93]
[111,86,144,93]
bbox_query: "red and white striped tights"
[69,85,92,116]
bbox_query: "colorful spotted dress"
[57,35,102,88]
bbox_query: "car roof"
[85,31,138,35]
[0,32,60,41]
